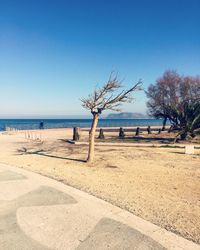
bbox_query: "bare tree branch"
[80,73,142,163]
[81,74,142,115]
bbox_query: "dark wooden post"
[147,126,151,134]
[73,127,80,141]
[119,127,125,139]
[98,128,105,139]
[162,117,167,131]
[135,127,140,136]
[168,125,172,133]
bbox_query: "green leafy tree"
[171,100,200,141]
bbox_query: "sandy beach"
[0,128,200,244]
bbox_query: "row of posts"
[117,126,162,139]
[72,126,163,141]
[25,131,42,142]
[4,127,19,132]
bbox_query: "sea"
[0,119,165,131]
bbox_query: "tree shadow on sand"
[131,136,174,143]
[16,147,86,163]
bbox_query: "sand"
[0,128,200,244]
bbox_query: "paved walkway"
[0,163,199,250]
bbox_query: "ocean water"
[0,119,164,131]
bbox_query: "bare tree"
[81,74,142,163]
[146,70,200,130]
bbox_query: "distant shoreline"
[1,126,171,135]
[0,118,156,120]
[0,118,167,131]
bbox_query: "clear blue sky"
[0,0,199,118]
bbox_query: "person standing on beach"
[39,121,44,129]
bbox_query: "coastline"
[1,125,169,133]
[0,118,166,131]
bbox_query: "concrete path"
[0,163,199,250]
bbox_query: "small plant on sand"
[81,73,142,163]
[172,100,200,141]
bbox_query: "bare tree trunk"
[162,117,167,131]
[87,113,99,163]
[174,129,187,143]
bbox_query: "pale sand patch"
[0,128,199,244]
